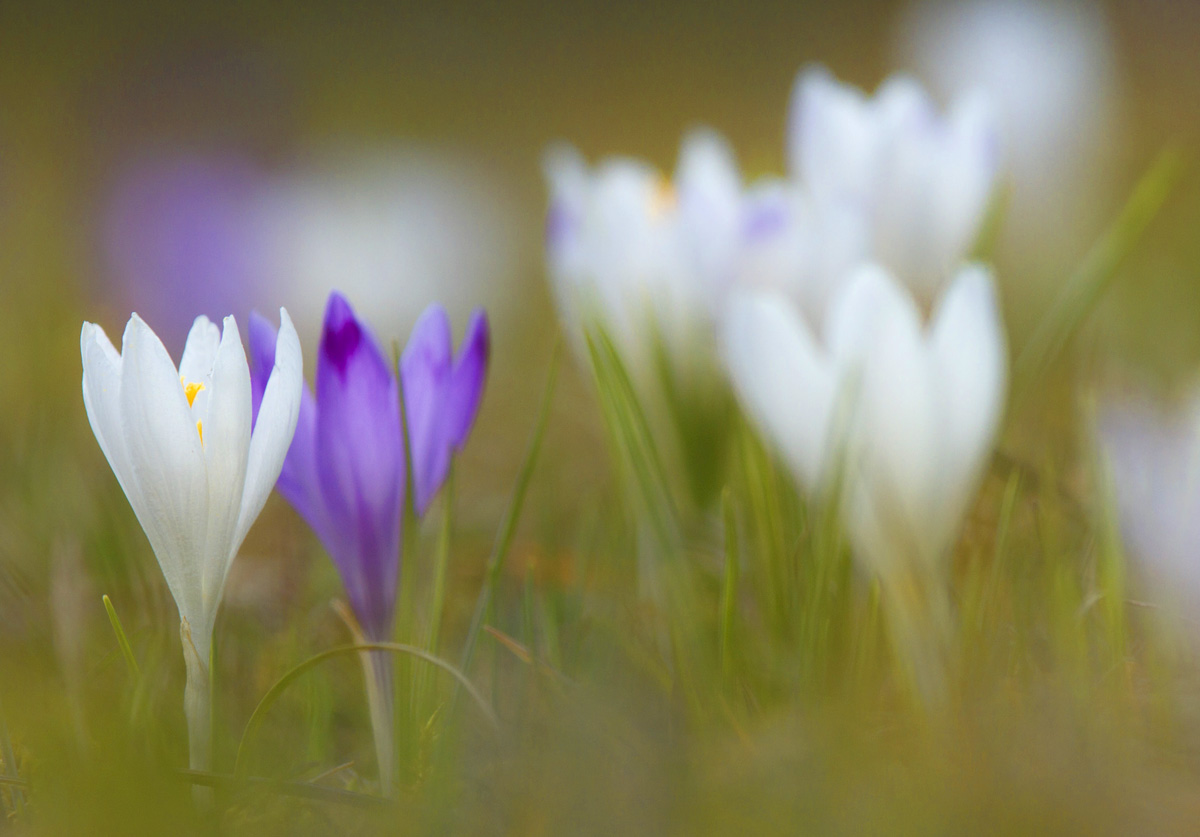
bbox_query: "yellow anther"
[649,176,677,218]
[183,380,205,407]
[197,420,204,446]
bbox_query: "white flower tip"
[541,143,587,188]
[272,307,303,376]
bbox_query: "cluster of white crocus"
[545,66,1008,586]
[725,67,1007,582]
[81,311,303,770]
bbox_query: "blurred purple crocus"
[400,305,490,515]
[249,292,404,642]
[99,153,269,348]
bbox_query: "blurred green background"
[3,0,1200,832]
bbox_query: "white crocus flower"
[787,67,999,307]
[722,262,1005,696]
[736,178,868,329]
[1097,394,1200,619]
[81,310,303,771]
[722,262,1006,573]
[893,0,1121,277]
[543,129,742,384]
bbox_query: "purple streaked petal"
[314,292,404,639]
[400,305,454,516]
[447,309,489,449]
[400,305,490,516]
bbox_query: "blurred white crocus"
[543,129,742,382]
[736,178,868,329]
[786,67,999,307]
[258,148,521,338]
[1098,395,1200,617]
[722,262,1007,576]
[81,311,303,771]
[893,0,1121,274]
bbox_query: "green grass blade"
[719,488,739,683]
[234,642,497,777]
[1013,147,1185,407]
[458,342,560,677]
[102,594,141,680]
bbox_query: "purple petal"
[400,304,454,516]
[248,311,278,425]
[447,309,489,449]
[247,310,328,554]
[314,292,405,639]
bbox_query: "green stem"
[458,343,560,678]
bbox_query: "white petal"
[199,316,253,616]
[674,128,742,308]
[82,323,132,497]
[853,278,939,570]
[119,314,209,627]
[825,262,922,363]
[232,308,303,553]
[721,289,835,490]
[822,265,939,571]
[178,316,221,384]
[788,65,876,202]
[927,264,1007,552]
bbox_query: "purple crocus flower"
[400,305,490,515]
[248,292,404,642]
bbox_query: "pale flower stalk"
[81,310,303,771]
[722,263,1007,697]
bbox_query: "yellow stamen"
[197,420,203,446]
[183,380,205,407]
[649,176,677,218]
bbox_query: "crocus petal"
[178,316,221,386]
[248,310,326,539]
[788,65,876,204]
[233,308,304,554]
[850,271,939,570]
[675,128,742,305]
[314,293,404,638]
[447,309,490,450]
[401,304,453,515]
[119,314,209,627]
[721,289,835,490]
[247,311,277,423]
[81,323,132,498]
[927,263,1007,551]
[199,317,253,611]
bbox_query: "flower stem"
[360,649,396,795]
[881,566,953,710]
[180,619,213,807]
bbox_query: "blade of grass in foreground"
[102,594,141,680]
[234,642,497,778]
[1012,147,1185,408]
[719,488,739,685]
[457,342,560,678]
[585,324,680,554]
